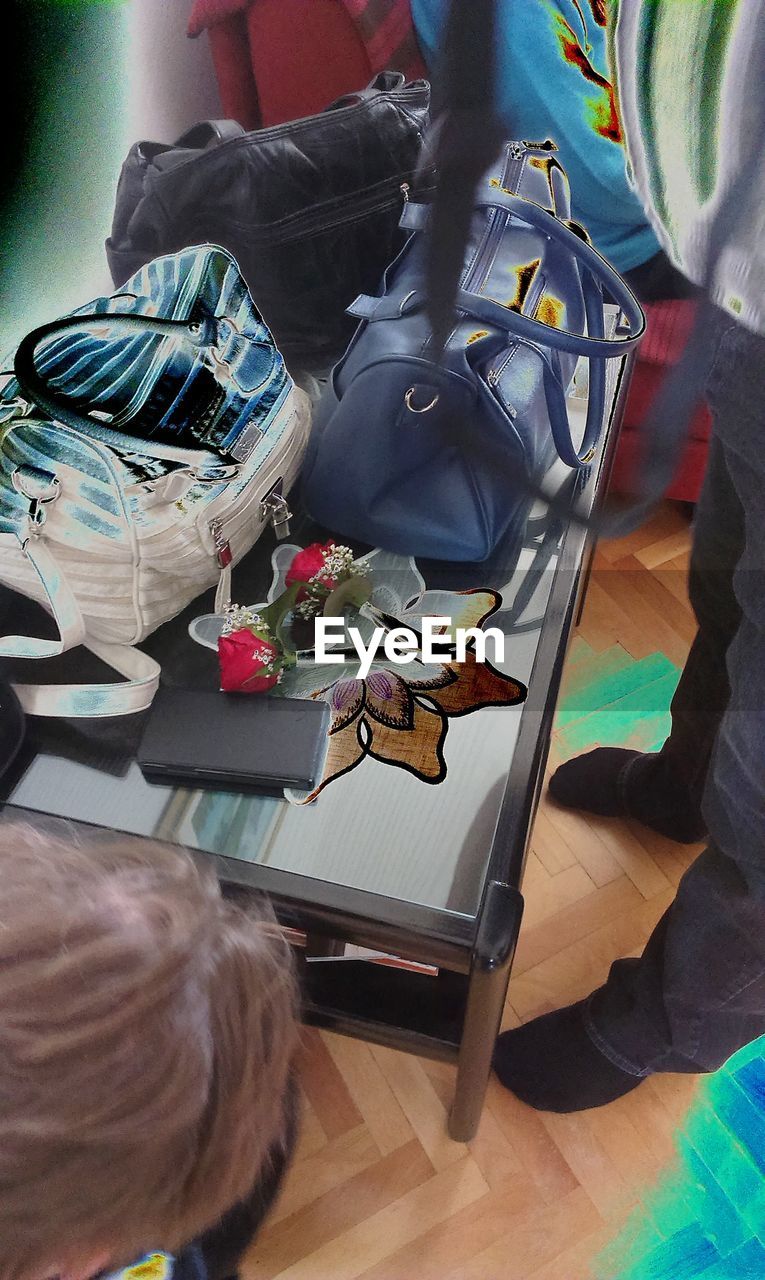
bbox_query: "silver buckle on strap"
[12,468,60,536]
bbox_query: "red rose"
[286,541,335,599]
[218,628,280,694]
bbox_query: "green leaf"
[260,582,301,653]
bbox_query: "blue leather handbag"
[302,140,645,561]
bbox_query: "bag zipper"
[463,142,529,296]
[260,485,293,538]
[209,516,234,569]
[208,485,292,569]
[228,177,417,245]
[467,140,560,401]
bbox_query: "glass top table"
[1,319,629,1139]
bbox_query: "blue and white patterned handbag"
[0,246,310,717]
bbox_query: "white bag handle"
[0,534,160,718]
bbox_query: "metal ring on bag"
[215,312,242,336]
[405,387,440,414]
[12,469,60,537]
[12,469,60,504]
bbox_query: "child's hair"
[0,823,299,1280]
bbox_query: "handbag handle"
[354,185,640,467]
[14,311,217,446]
[400,185,645,356]
[173,120,247,149]
[458,271,611,467]
[327,72,409,111]
[450,187,629,464]
[536,320,606,467]
[457,191,627,465]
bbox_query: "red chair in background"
[611,300,712,504]
[187,0,426,128]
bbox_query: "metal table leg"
[449,880,524,1142]
[575,537,596,627]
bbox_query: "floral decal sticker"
[260,547,527,804]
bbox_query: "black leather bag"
[107,73,432,373]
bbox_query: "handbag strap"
[0,534,160,717]
[174,120,247,148]
[0,534,86,657]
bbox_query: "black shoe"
[493,999,643,1112]
[549,748,707,844]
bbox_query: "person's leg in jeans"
[555,432,745,843]
[625,435,743,831]
[495,318,765,1109]
[549,393,744,843]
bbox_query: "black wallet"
[137,687,329,793]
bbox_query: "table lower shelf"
[301,958,467,1061]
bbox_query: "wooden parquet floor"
[245,504,704,1280]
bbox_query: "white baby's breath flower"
[221,603,268,636]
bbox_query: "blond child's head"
[0,823,298,1280]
